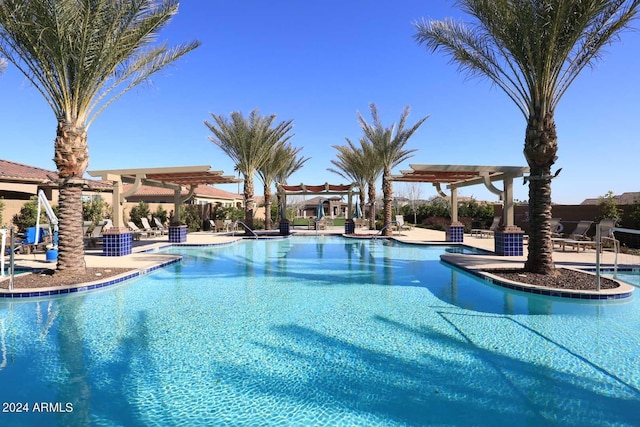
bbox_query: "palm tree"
[205,109,294,230]
[328,138,382,229]
[414,0,639,274]
[274,147,309,221]
[258,143,308,229]
[358,104,429,236]
[0,0,199,273]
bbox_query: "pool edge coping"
[441,253,635,300]
[0,239,243,299]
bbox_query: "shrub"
[252,218,265,230]
[597,191,622,224]
[129,201,151,227]
[180,205,202,232]
[630,196,640,229]
[153,205,169,224]
[83,197,111,225]
[422,216,450,231]
[12,196,47,232]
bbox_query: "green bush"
[83,197,111,226]
[252,218,265,230]
[153,205,169,224]
[12,196,47,232]
[630,196,640,229]
[597,191,622,224]
[180,205,202,232]
[213,205,244,221]
[129,201,151,227]
[12,196,62,233]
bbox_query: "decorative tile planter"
[279,220,290,236]
[495,226,525,256]
[102,231,133,257]
[344,220,355,235]
[169,225,188,243]
[446,222,464,243]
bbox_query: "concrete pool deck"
[2,225,636,298]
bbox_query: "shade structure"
[352,201,362,219]
[317,200,325,219]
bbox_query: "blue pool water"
[1,236,639,426]
[605,270,640,287]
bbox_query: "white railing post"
[595,223,601,292]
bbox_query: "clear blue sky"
[1,1,638,204]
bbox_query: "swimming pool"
[1,236,639,426]
[604,270,640,287]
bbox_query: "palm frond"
[414,0,640,118]
[0,0,200,126]
[206,109,295,180]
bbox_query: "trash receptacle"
[279,220,290,236]
[345,220,355,234]
[46,249,58,262]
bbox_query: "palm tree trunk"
[57,182,86,272]
[54,121,89,273]
[523,111,558,274]
[54,121,89,178]
[367,180,376,230]
[382,169,393,236]
[264,183,272,230]
[244,174,255,230]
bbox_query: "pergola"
[88,165,241,231]
[277,183,359,217]
[391,164,530,228]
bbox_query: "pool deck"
[2,225,636,298]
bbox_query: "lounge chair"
[568,220,593,240]
[140,217,161,237]
[209,219,224,232]
[82,221,92,238]
[153,217,169,235]
[471,216,501,238]
[316,218,327,230]
[551,220,594,252]
[550,218,563,237]
[355,218,368,229]
[597,218,620,252]
[224,219,237,232]
[127,221,149,239]
[84,221,106,248]
[395,215,412,232]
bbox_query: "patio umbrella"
[317,200,325,220]
[352,201,362,219]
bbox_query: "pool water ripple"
[0,236,639,426]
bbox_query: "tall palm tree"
[258,143,308,229]
[414,0,639,274]
[205,109,294,230]
[328,138,382,229]
[274,147,309,221]
[0,0,199,273]
[358,104,429,236]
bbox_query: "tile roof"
[581,192,639,205]
[0,159,58,182]
[0,158,113,189]
[123,184,241,200]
